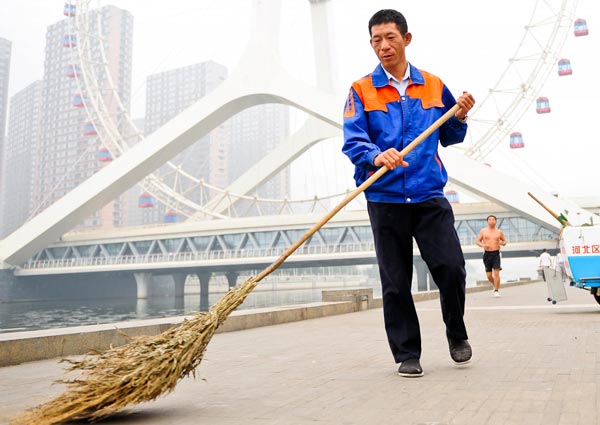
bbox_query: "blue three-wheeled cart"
[560,225,600,305]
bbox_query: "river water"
[0,284,380,334]
[0,257,540,334]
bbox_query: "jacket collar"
[371,63,425,88]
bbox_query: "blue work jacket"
[342,63,467,203]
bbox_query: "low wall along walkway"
[0,279,535,367]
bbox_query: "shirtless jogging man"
[477,215,507,297]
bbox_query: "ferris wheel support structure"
[70,0,233,219]
[71,0,347,220]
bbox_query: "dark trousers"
[367,198,468,363]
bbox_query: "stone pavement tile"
[579,406,599,425]
[558,412,583,425]
[540,404,563,425]
[1,283,599,425]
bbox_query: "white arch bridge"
[18,205,559,277]
[6,205,561,303]
[0,0,596,301]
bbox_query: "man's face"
[487,217,497,228]
[370,22,411,70]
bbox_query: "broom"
[12,104,460,425]
[527,192,570,227]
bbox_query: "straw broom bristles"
[12,105,459,425]
[12,276,260,425]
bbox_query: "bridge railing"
[21,231,557,271]
[22,242,377,270]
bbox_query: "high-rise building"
[31,6,133,231]
[133,61,229,225]
[228,104,290,209]
[137,60,290,223]
[0,37,11,212]
[1,81,42,237]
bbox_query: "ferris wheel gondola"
[72,93,85,107]
[558,58,573,76]
[83,122,97,135]
[65,64,80,78]
[509,132,525,149]
[62,34,76,47]
[63,3,76,17]
[445,190,460,204]
[535,97,551,114]
[574,18,588,36]
[98,147,113,162]
[164,210,181,223]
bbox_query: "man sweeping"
[342,9,475,377]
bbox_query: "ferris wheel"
[462,0,579,161]
[65,0,229,221]
[64,0,353,221]
[63,0,580,221]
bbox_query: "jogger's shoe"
[397,358,424,377]
[494,290,500,298]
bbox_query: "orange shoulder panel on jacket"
[406,70,445,109]
[352,76,400,113]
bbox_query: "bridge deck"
[1,282,599,425]
[16,205,559,276]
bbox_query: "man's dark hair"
[369,9,408,37]
[487,215,497,221]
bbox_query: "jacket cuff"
[367,149,381,167]
[451,115,468,127]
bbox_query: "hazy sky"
[1,0,598,200]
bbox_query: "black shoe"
[397,358,424,377]
[448,337,472,365]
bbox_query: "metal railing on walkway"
[22,242,377,270]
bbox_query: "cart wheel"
[593,292,600,306]
[547,297,552,302]
[552,300,557,305]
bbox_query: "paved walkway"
[1,282,599,425]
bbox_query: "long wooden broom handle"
[254,104,461,282]
[527,191,570,226]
